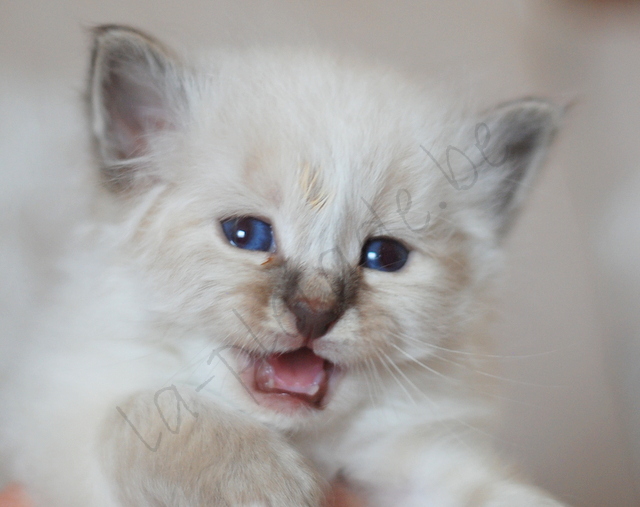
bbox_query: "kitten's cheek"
[310,338,348,365]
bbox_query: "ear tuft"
[88,25,185,191]
[474,98,562,236]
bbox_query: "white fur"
[0,28,564,506]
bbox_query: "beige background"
[1,1,639,506]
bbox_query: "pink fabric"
[0,484,32,507]
[0,482,364,507]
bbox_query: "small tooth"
[306,384,320,396]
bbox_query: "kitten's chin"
[236,347,341,416]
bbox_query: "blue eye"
[361,238,409,272]
[221,217,274,252]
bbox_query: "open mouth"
[241,347,336,412]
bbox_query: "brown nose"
[287,298,342,340]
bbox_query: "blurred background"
[1,1,638,505]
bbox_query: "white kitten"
[0,26,565,507]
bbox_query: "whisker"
[389,342,461,386]
[379,349,425,397]
[357,361,379,407]
[402,334,562,361]
[374,349,419,406]
[395,339,564,389]
[372,349,495,449]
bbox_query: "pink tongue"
[255,348,327,398]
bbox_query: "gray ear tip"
[484,97,563,152]
[88,25,179,92]
[91,24,156,43]
[493,97,563,130]
[89,25,170,61]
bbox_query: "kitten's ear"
[88,25,187,190]
[472,98,561,237]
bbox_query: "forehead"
[188,52,448,254]
[235,133,438,265]
[227,69,434,195]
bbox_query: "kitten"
[0,25,565,507]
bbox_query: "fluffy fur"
[0,26,564,507]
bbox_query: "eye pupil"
[222,217,273,252]
[361,238,409,272]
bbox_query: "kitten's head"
[88,26,560,425]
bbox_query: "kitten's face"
[90,28,558,425]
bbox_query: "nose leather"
[288,298,342,340]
